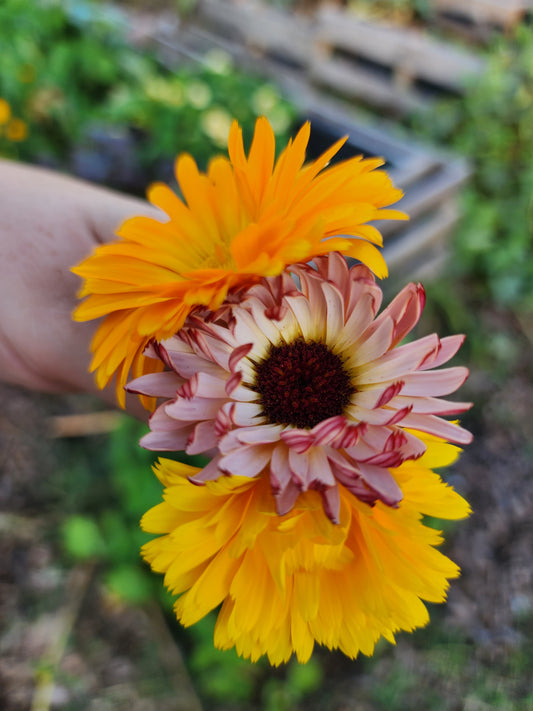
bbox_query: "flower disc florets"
[127,253,472,523]
[253,339,355,429]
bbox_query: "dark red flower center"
[252,339,355,429]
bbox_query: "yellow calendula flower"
[0,98,11,125]
[5,118,28,142]
[72,117,407,407]
[141,435,470,665]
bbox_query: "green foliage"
[0,0,140,161]
[105,53,296,174]
[360,617,533,711]
[261,657,323,711]
[58,416,163,604]
[187,614,261,703]
[185,613,323,709]
[105,563,155,605]
[411,25,533,313]
[0,0,296,186]
[62,514,107,560]
[57,413,211,599]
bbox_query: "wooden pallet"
[432,0,533,40]
[195,0,486,113]
[311,6,485,113]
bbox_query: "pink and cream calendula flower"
[127,253,472,522]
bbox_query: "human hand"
[0,159,157,414]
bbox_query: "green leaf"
[105,564,153,605]
[62,515,106,560]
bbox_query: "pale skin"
[0,159,159,417]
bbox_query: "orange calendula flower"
[141,435,470,665]
[72,117,407,406]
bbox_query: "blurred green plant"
[411,25,533,314]
[105,48,296,178]
[60,416,164,605]
[60,414,210,597]
[186,614,261,704]
[261,656,323,711]
[367,620,533,711]
[0,0,296,190]
[0,0,137,161]
[185,612,323,710]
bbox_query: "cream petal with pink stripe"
[126,252,472,522]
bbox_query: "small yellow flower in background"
[251,87,292,133]
[251,85,279,115]
[185,80,212,110]
[5,118,28,142]
[28,86,65,120]
[204,48,233,75]
[0,98,11,126]
[141,435,470,665]
[201,106,233,147]
[0,100,29,143]
[72,117,407,407]
[144,77,185,108]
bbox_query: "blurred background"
[1,0,532,709]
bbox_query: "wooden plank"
[310,54,429,114]
[198,0,312,67]
[433,0,529,29]
[197,0,252,40]
[195,0,486,111]
[314,7,484,92]
[379,156,470,237]
[48,411,125,437]
[383,201,459,283]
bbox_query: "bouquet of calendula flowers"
[73,118,472,665]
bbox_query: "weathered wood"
[48,411,125,437]
[311,6,485,110]
[434,0,531,32]
[195,0,486,111]
[198,0,313,67]
[310,52,429,113]
[383,202,459,284]
[315,7,484,90]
